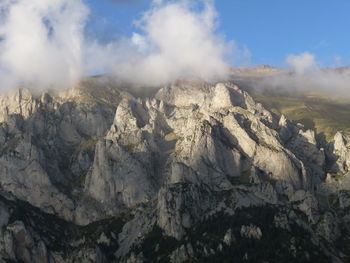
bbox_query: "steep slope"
[0,79,348,262]
[230,69,350,142]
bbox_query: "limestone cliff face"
[0,79,348,262]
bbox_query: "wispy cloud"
[251,52,350,95]
[0,0,88,90]
[0,0,249,90]
[108,0,233,86]
[285,52,317,74]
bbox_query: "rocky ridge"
[0,78,349,262]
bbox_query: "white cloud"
[254,52,350,94]
[131,33,149,53]
[285,52,317,74]
[0,0,247,90]
[0,0,89,90]
[333,56,343,67]
[110,0,232,86]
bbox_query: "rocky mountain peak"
[0,80,349,262]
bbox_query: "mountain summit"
[0,80,349,262]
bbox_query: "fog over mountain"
[1,1,350,263]
[0,76,350,262]
[231,52,350,95]
[0,0,238,90]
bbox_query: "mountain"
[230,66,350,142]
[230,65,287,77]
[0,78,349,262]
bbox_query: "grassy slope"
[233,77,350,142]
[254,92,350,141]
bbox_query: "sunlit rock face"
[0,78,347,262]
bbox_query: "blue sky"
[86,0,350,67]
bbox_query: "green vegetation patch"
[0,194,132,261]
[0,135,21,156]
[252,92,350,142]
[330,173,345,181]
[132,225,181,263]
[185,206,331,263]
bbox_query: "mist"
[3,1,347,94]
[0,0,237,90]
[285,52,317,74]
[0,0,88,90]
[245,53,350,96]
[108,0,232,86]
[257,71,350,95]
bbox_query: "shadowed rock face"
[0,79,348,262]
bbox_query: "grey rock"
[223,228,234,246]
[240,224,263,240]
[0,79,347,262]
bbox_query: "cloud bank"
[0,0,237,90]
[285,52,317,74]
[251,52,350,95]
[110,0,232,86]
[0,0,88,90]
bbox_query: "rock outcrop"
[0,78,348,262]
